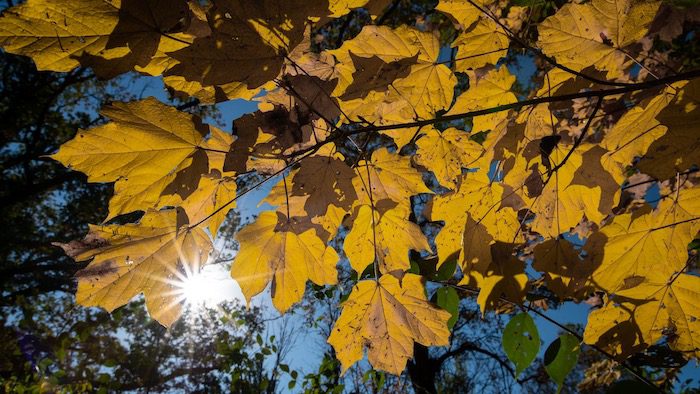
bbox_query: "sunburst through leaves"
[4,0,700,389]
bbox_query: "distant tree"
[1,295,293,393]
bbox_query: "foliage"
[1,296,289,393]
[1,0,700,391]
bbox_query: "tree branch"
[289,69,700,158]
[437,340,515,377]
[437,282,663,393]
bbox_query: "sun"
[181,272,211,305]
[174,263,245,308]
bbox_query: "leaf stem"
[364,160,380,280]
[282,173,291,220]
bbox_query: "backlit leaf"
[232,211,339,313]
[344,204,431,274]
[0,0,190,75]
[51,97,222,220]
[353,147,432,206]
[544,334,581,392]
[328,273,451,374]
[503,312,540,377]
[55,210,212,327]
[538,0,660,79]
[414,126,484,189]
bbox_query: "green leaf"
[408,259,421,274]
[435,287,460,329]
[502,312,540,377]
[435,259,457,281]
[377,371,386,388]
[544,333,580,392]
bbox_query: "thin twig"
[437,282,663,392]
[548,96,603,175]
[621,169,699,190]
[189,148,319,229]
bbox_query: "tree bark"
[407,344,439,394]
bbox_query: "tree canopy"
[1,0,699,391]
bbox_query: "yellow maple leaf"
[517,104,555,142]
[353,147,432,206]
[530,183,605,238]
[164,76,268,104]
[260,145,355,241]
[390,35,456,119]
[584,274,700,359]
[637,79,700,180]
[431,168,522,272]
[601,84,681,183]
[446,66,517,133]
[414,126,485,189]
[289,144,358,217]
[262,175,349,244]
[328,0,392,18]
[339,54,414,101]
[51,98,223,220]
[263,173,313,219]
[344,204,431,274]
[338,89,416,135]
[587,186,700,294]
[333,25,456,119]
[159,173,237,238]
[451,17,509,71]
[232,211,339,313]
[133,33,192,77]
[328,273,451,374]
[0,0,190,75]
[583,301,653,358]
[56,210,212,327]
[505,142,606,238]
[436,0,494,28]
[538,0,660,79]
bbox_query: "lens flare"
[171,262,244,308]
[181,272,212,305]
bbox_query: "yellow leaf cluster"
[4,0,700,377]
